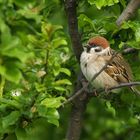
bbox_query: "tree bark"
[66,73,88,140]
[65,0,83,61]
[116,0,140,26]
[64,0,88,140]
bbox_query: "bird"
[80,36,138,93]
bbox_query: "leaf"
[0,63,22,83]
[46,109,59,127]
[0,104,7,112]
[54,86,66,91]
[135,27,140,42]
[4,63,22,83]
[53,79,72,86]
[2,111,20,129]
[0,18,11,45]
[15,128,27,140]
[17,8,42,24]
[51,38,67,48]
[0,65,6,76]
[121,92,135,104]
[119,0,126,7]
[37,106,59,126]
[106,101,116,117]
[88,0,119,9]
[1,37,30,63]
[59,68,71,76]
[41,97,65,108]
[0,98,21,109]
[78,14,96,30]
[41,22,63,40]
[35,83,46,92]
[128,117,138,125]
[118,42,125,48]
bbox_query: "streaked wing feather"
[104,49,133,84]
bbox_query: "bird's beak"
[83,44,90,49]
[83,44,91,53]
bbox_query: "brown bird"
[80,36,138,93]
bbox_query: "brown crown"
[88,36,110,49]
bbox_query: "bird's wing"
[103,49,133,84]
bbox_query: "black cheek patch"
[95,48,102,52]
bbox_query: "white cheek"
[90,48,95,53]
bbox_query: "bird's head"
[84,36,110,54]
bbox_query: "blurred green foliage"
[0,0,140,140]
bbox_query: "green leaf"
[15,128,27,140]
[51,38,67,48]
[41,97,65,108]
[121,92,135,104]
[0,18,11,45]
[37,106,59,126]
[88,0,119,9]
[59,68,71,76]
[41,22,63,40]
[0,98,21,109]
[78,14,96,30]
[1,37,30,62]
[13,0,34,8]
[0,65,6,76]
[135,27,140,42]
[0,64,22,83]
[118,42,125,48]
[128,117,138,125]
[119,0,126,7]
[46,109,59,127]
[2,111,20,129]
[53,79,72,86]
[54,86,66,91]
[17,8,42,24]
[35,83,46,92]
[106,101,116,117]
[4,64,22,83]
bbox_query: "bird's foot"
[105,84,110,94]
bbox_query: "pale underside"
[80,48,133,93]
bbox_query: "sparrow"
[80,36,137,93]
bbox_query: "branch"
[96,82,140,94]
[63,82,140,105]
[65,0,83,61]
[65,72,88,140]
[122,47,138,55]
[65,0,88,140]
[116,0,140,26]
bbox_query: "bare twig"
[122,47,138,55]
[62,82,140,106]
[116,0,140,26]
[96,82,140,94]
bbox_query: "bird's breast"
[80,52,119,89]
